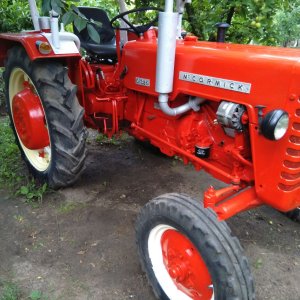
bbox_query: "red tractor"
[0,0,299,298]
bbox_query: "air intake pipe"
[155,0,202,116]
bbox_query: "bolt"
[289,94,297,101]
[169,266,181,279]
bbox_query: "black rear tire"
[4,46,87,189]
[136,193,255,300]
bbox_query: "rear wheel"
[136,193,255,300]
[4,47,87,188]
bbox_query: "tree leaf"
[50,0,62,14]
[87,23,100,43]
[74,15,87,32]
[62,11,75,25]
[71,4,87,19]
[42,0,51,14]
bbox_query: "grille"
[279,107,300,191]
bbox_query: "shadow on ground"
[0,134,299,300]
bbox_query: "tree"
[179,0,291,45]
[128,0,297,46]
[1,0,300,47]
[0,0,32,32]
[274,2,300,47]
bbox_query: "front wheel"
[136,193,255,300]
[4,47,87,188]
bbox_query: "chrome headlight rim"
[261,109,289,141]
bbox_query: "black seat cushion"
[73,7,117,58]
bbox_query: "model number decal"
[136,77,150,87]
[179,71,251,94]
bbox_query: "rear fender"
[0,32,84,109]
[0,32,81,67]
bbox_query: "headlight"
[261,110,289,141]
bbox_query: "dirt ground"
[0,133,299,300]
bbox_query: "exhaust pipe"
[155,0,202,116]
[28,0,40,31]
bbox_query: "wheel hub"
[169,261,188,282]
[161,229,213,299]
[12,87,50,150]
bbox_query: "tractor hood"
[123,37,300,123]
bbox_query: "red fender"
[0,32,81,67]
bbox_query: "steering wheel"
[110,7,162,36]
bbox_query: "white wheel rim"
[148,224,214,300]
[9,68,51,172]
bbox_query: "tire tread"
[136,193,255,300]
[4,46,87,188]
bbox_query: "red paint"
[161,229,213,299]
[12,87,49,150]
[1,27,300,216]
[0,32,80,66]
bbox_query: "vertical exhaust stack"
[156,0,202,116]
[155,0,178,103]
[50,10,60,49]
[118,0,129,44]
[28,0,40,31]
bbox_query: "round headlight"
[261,110,289,141]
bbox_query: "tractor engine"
[123,93,254,185]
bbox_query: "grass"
[0,281,45,300]
[28,290,44,300]
[0,282,20,300]
[0,117,24,188]
[0,115,48,203]
[57,202,86,214]
[95,132,131,146]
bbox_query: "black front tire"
[136,193,255,300]
[4,46,87,189]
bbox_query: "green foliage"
[57,202,86,214]
[0,281,45,300]
[2,0,300,46]
[75,0,119,17]
[95,132,130,146]
[17,181,47,202]
[29,290,42,300]
[130,0,300,46]
[41,0,119,42]
[0,117,48,202]
[181,0,289,45]
[0,282,20,300]
[274,4,300,47]
[0,1,32,32]
[0,117,23,188]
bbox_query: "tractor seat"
[73,7,117,59]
